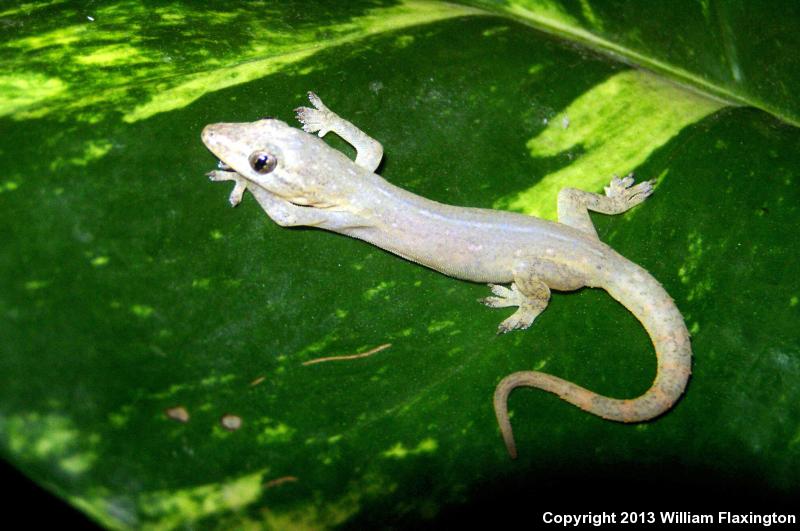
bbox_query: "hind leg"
[557,173,655,239]
[481,273,551,334]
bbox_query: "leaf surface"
[1,1,799,528]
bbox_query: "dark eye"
[248,151,277,174]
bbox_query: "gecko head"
[203,117,356,207]
[202,119,300,183]
[202,118,333,197]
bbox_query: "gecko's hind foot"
[295,91,335,137]
[207,170,247,207]
[604,173,655,210]
[496,310,540,334]
[480,283,545,334]
[480,283,525,309]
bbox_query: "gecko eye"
[248,151,277,174]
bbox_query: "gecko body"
[201,93,692,458]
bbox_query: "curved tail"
[494,262,692,458]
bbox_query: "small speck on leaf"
[131,304,154,318]
[220,414,243,431]
[264,476,299,489]
[24,280,49,291]
[165,406,190,423]
[90,256,109,267]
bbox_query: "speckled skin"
[202,92,692,459]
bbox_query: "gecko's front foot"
[295,91,335,137]
[207,169,247,207]
[604,173,655,211]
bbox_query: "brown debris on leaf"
[164,406,190,423]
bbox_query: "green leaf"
[462,0,800,126]
[2,1,799,528]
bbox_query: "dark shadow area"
[1,460,98,529]
[343,462,797,529]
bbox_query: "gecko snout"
[201,124,218,144]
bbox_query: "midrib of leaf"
[486,2,799,128]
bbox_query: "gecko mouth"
[216,160,233,171]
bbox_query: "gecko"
[201,92,692,458]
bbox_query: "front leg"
[208,170,366,230]
[208,169,248,206]
[557,173,655,239]
[295,92,384,172]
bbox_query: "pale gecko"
[201,92,692,458]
